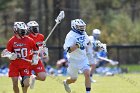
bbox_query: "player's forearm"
[66,44,79,53]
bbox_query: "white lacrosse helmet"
[14,22,28,36]
[27,21,39,33]
[92,29,101,40]
[71,19,86,32]
[92,29,101,35]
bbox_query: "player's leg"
[9,64,20,93]
[20,68,31,93]
[90,64,96,83]
[30,61,46,89]
[83,69,91,93]
[36,72,46,81]
[63,62,78,93]
[21,76,30,93]
[11,77,19,93]
[81,58,91,93]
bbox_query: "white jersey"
[63,30,89,61]
[86,36,96,64]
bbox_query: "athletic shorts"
[31,60,46,74]
[87,53,95,65]
[9,63,31,77]
[67,57,90,79]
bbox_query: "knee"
[91,64,96,68]
[24,82,30,87]
[71,79,77,83]
[84,70,90,78]
[39,75,46,81]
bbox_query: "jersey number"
[14,48,27,58]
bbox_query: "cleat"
[63,80,71,93]
[90,77,96,83]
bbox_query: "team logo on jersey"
[37,67,42,70]
[76,35,86,50]
[14,43,26,47]
[24,69,29,74]
[14,42,17,44]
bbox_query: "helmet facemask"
[76,25,86,32]
[30,26,39,33]
[17,29,27,36]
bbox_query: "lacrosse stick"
[44,11,65,43]
[98,56,119,65]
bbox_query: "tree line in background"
[0,0,140,65]
[0,0,140,46]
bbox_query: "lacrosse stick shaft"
[44,11,65,43]
[21,58,32,63]
[44,22,59,43]
[98,56,118,65]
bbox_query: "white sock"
[86,91,90,93]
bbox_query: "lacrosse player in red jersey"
[27,21,49,89]
[2,22,39,93]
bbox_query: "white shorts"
[87,53,95,65]
[67,58,90,79]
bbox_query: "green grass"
[0,74,140,93]
[120,65,140,72]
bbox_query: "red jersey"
[28,33,46,73]
[6,35,38,68]
[28,33,44,47]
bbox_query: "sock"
[86,88,91,93]
[90,74,92,77]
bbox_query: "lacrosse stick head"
[1,49,12,58]
[55,11,65,24]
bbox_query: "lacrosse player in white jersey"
[88,29,107,82]
[63,19,91,93]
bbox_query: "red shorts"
[31,60,46,74]
[9,63,31,77]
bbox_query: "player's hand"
[42,41,46,47]
[32,54,39,65]
[76,42,84,49]
[1,49,17,60]
[76,42,86,50]
[100,44,107,52]
[40,47,49,58]
[9,53,17,60]
[95,40,102,47]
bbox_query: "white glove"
[39,46,49,58]
[76,41,87,50]
[101,44,107,52]
[1,49,17,60]
[94,40,107,52]
[42,41,46,47]
[41,47,49,58]
[95,40,102,47]
[32,54,39,65]
[9,53,17,60]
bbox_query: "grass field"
[0,74,140,93]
